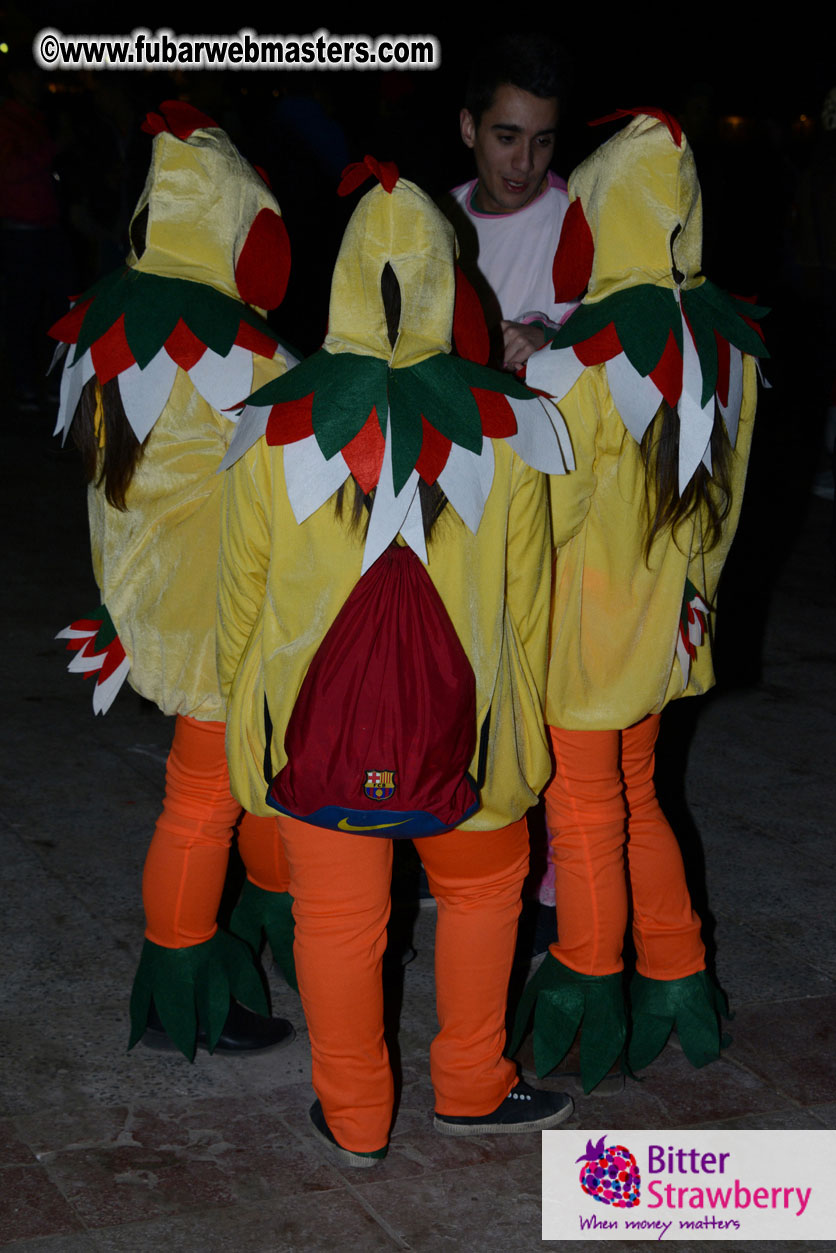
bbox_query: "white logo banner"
[543,1129,834,1241]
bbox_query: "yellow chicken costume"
[217,160,577,1158]
[51,101,299,1059]
[513,109,768,1092]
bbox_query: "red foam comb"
[589,107,682,148]
[338,155,400,197]
[141,100,219,139]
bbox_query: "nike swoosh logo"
[337,817,410,832]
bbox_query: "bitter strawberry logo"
[577,1135,641,1208]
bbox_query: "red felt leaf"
[589,106,682,148]
[64,634,94,654]
[714,332,730,408]
[49,298,93,345]
[235,208,291,311]
[472,388,517,437]
[141,100,218,138]
[342,408,386,494]
[649,329,683,406]
[574,322,622,366]
[265,395,315,446]
[91,315,135,384]
[234,321,279,360]
[338,155,399,197]
[553,197,594,302]
[98,638,126,684]
[253,164,272,188]
[164,318,206,370]
[67,617,102,634]
[415,418,451,485]
[452,264,490,365]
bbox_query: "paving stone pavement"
[1,404,834,1251]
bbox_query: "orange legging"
[278,814,529,1153]
[142,715,290,948]
[545,715,704,980]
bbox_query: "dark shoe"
[309,1100,388,1167]
[143,999,295,1054]
[434,1079,573,1136]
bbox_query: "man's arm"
[500,320,546,371]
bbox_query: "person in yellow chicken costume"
[217,156,578,1164]
[512,109,768,1094]
[52,101,299,1060]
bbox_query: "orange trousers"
[142,715,290,948]
[544,715,705,980]
[278,814,529,1153]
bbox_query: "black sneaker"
[434,1080,573,1136]
[143,999,295,1054]
[309,1100,388,1167]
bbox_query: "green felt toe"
[628,969,729,1071]
[128,930,269,1061]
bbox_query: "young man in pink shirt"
[446,35,574,371]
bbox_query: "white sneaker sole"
[433,1095,574,1136]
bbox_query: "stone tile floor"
[2,419,834,1250]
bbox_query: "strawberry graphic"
[577,1135,641,1208]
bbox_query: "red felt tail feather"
[49,298,93,345]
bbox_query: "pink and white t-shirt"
[448,170,573,331]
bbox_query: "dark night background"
[3,4,835,627]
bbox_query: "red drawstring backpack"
[265,543,485,837]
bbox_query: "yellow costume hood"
[530,108,767,493]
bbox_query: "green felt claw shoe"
[229,880,298,992]
[509,953,626,1095]
[128,929,270,1061]
[628,969,730,1072]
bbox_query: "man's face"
[460,84,558,215]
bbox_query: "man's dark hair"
[464,34,570,126]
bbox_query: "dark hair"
[71,377,148,511]
[335,262,449,541]
[640,400,733,560]
[464,34,570,126]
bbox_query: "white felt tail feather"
[91,654,131,714]
[55,349,95,442]
[437,436,495,536]
[505,394,575,474]
[396,484,428,566]
[188,343,254,415]
[117,352,179,443]
[605,351,662,446]
[219,404,270,471]
[525,343,586,404]
[676,291,714,495]
[283,432,350,526]
[362,408,422,573]
[49,339,69,375]
[718,345,744,448]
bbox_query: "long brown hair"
[335,261,449,541]
[71,377,148,511]
[640,399,732,560]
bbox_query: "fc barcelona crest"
[364,769,396,801]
